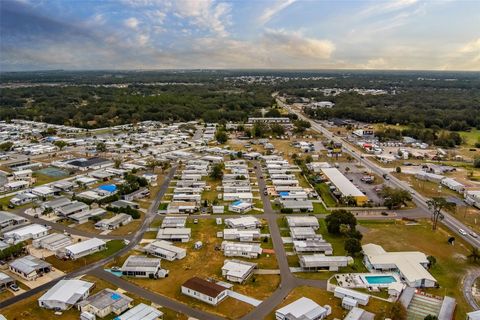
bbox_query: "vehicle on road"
[470,232,478,238]
[193,219,198,224]
[459,229,467,236]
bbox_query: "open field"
[361,219,475,318]
[46,239,125,273]
[460,129,480,147]
[392,172,460,198]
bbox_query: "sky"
[1,0,479,71]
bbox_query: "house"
[79,289,133,318]
[38,279,94,311]
[275,297,329,320]
[415,172,445,183]
[223,192,254,203]
[362,243,437,288]
[221,241,262,259]
[9,255,52,280]
[0,272,15,292]
[10,192,38,206]
[467,310,480,320]
[228,200,254,213]
[121,255,168,279]
[56,202,89,217]
[166,201,198,214]
[334,287,370,307]
[60,238,107,260]
[221,259,257,284]
[225,216,261,229]
[31,186,57,198]
[161,216,187,228]
[69,208,107,224]
[115,303,163,320]
[32,233,73,251]
[110,200,139,210]
[321,168,368,205]
[344,307,375,320]
[299,254,352,271]
[0,211,28,233]
[144,240,187,261]
[465,190,480,209]
[95,213,132,230]
[4,180,30,191]
[293,240,333,255]
[181,277,228,306]
[156,228,191,242]
[286,216,319,229]
[52,180,74,191]
[41,197,72,211]
[290,227,321,241]
[441,178,465,193]
[223,228,260,242]
[3,224,49,243]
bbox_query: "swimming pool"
[364,275,397,285]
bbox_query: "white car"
[470,232,478,238]
[459,229,467,236]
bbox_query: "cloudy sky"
[1,0,479,71]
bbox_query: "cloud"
[460,38,480,54]
[124,17,140,29]
[262,29,334,59]
[358,0,419,18]
[258,0,296,25]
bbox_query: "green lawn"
[460,129,480,146]
[315,183,337,207]
[313,202,328,214]
[46,239,125,273]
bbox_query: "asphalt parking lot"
[337,162,384,205]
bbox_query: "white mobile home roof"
[4,224,48,239]
[39,279,94,306]
[321,167,365,198]
[116,303,163,320]
[276,297,326,320]
[64,238,106,255]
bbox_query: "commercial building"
[181,277,228,306]
[38,279,94,311]
[362,243,437,288]
[321,168,368,205]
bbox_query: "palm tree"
[468,247,480,263]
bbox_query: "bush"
[325,210,357,234]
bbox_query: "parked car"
[193,219,199,224]
[9,283,19,292]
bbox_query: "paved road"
[277,96,480,249]
[0,165,178,310]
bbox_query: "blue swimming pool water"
[99,184,117,192]
[279,191,290,196]
[105,269,122,277]
[364,275,396,284]
[232,200,243,206]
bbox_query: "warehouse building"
[321,168,368,205]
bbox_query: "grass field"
[315,183,338,207]
[46,239,125,273]
[460,129,480,147]
[392,172,459,199]
[361,219,475,318]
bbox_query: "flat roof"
[321,167,366,198]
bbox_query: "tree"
[270,124,285,136]
[293,119,311,133]
[344,238,362,256]
[427,197,455,230]
[468,247,480,263]
[424,315,438,320]
[265,108,281,117]
[388,301,407,320]
[305,155,313,163]
[325,210,357,234]
[252,122,268,138]
[96,142,107,153]
[380,187,412,209]
[215,130,228,144]
[114,158,122,169]
[396,166,402,173]
[474,156,480,168]
[53,140,68,150]
[339,224,351,235]
[210,163,224,180]
[0,141,14,152]
[427,255,436,267]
